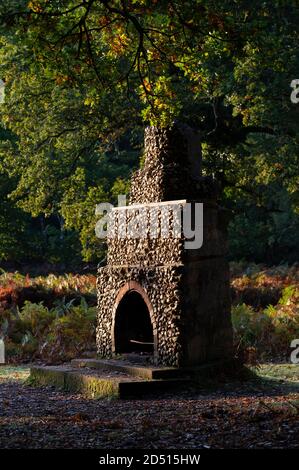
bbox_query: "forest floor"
[0,363,298,448]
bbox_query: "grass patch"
[0,365,30,382]
[256,363,299,382]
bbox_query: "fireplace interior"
[114,291,154,355]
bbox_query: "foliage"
[0,121,137,262]
[0,270,96,292]
[1,297,97,363]
[0,1,297,264]
[0,270,97,314]
[44,297,96,361]
[1,266,299,363]
[0,271,97,362]
[231,262,299,307]
[232,265,299,360]
[18,301,56,339]
[227,185,299,264]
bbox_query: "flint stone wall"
[97,258,232,367]
[106,201,229,267]
[129,126,219,204]
[97,265,183,366]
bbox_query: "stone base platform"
[29,364,190,399]
[71,358,186,380]
[29,358,237,399]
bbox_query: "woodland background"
[0,0,298,269]
[0,1,298,362]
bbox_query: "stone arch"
[111,281,158,361]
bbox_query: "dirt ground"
[0,364,298,449]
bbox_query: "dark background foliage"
[0,0,298,268]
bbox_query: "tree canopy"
[0,0,298,263]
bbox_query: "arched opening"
[114,290,154,355]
